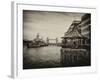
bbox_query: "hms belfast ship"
[24,33,48,48]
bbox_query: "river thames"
[23,46,62,69]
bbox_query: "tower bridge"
[46,37,61,46]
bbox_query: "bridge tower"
[56,38,58,44]
[46,37,49,44]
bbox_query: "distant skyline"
[23,10,85,42]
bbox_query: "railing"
[61,44,90,50]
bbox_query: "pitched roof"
[64,26,83,38]
[65,20,80,34]
[62,20,86,39]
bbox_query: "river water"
[23,46,62,69]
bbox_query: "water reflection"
[23,46,62,69]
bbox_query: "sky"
[23,10,85,42]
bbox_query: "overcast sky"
[23,10,85,42]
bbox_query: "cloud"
[23,10,85,42]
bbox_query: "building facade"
[79,14,91,44]
[61,14,91,66]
